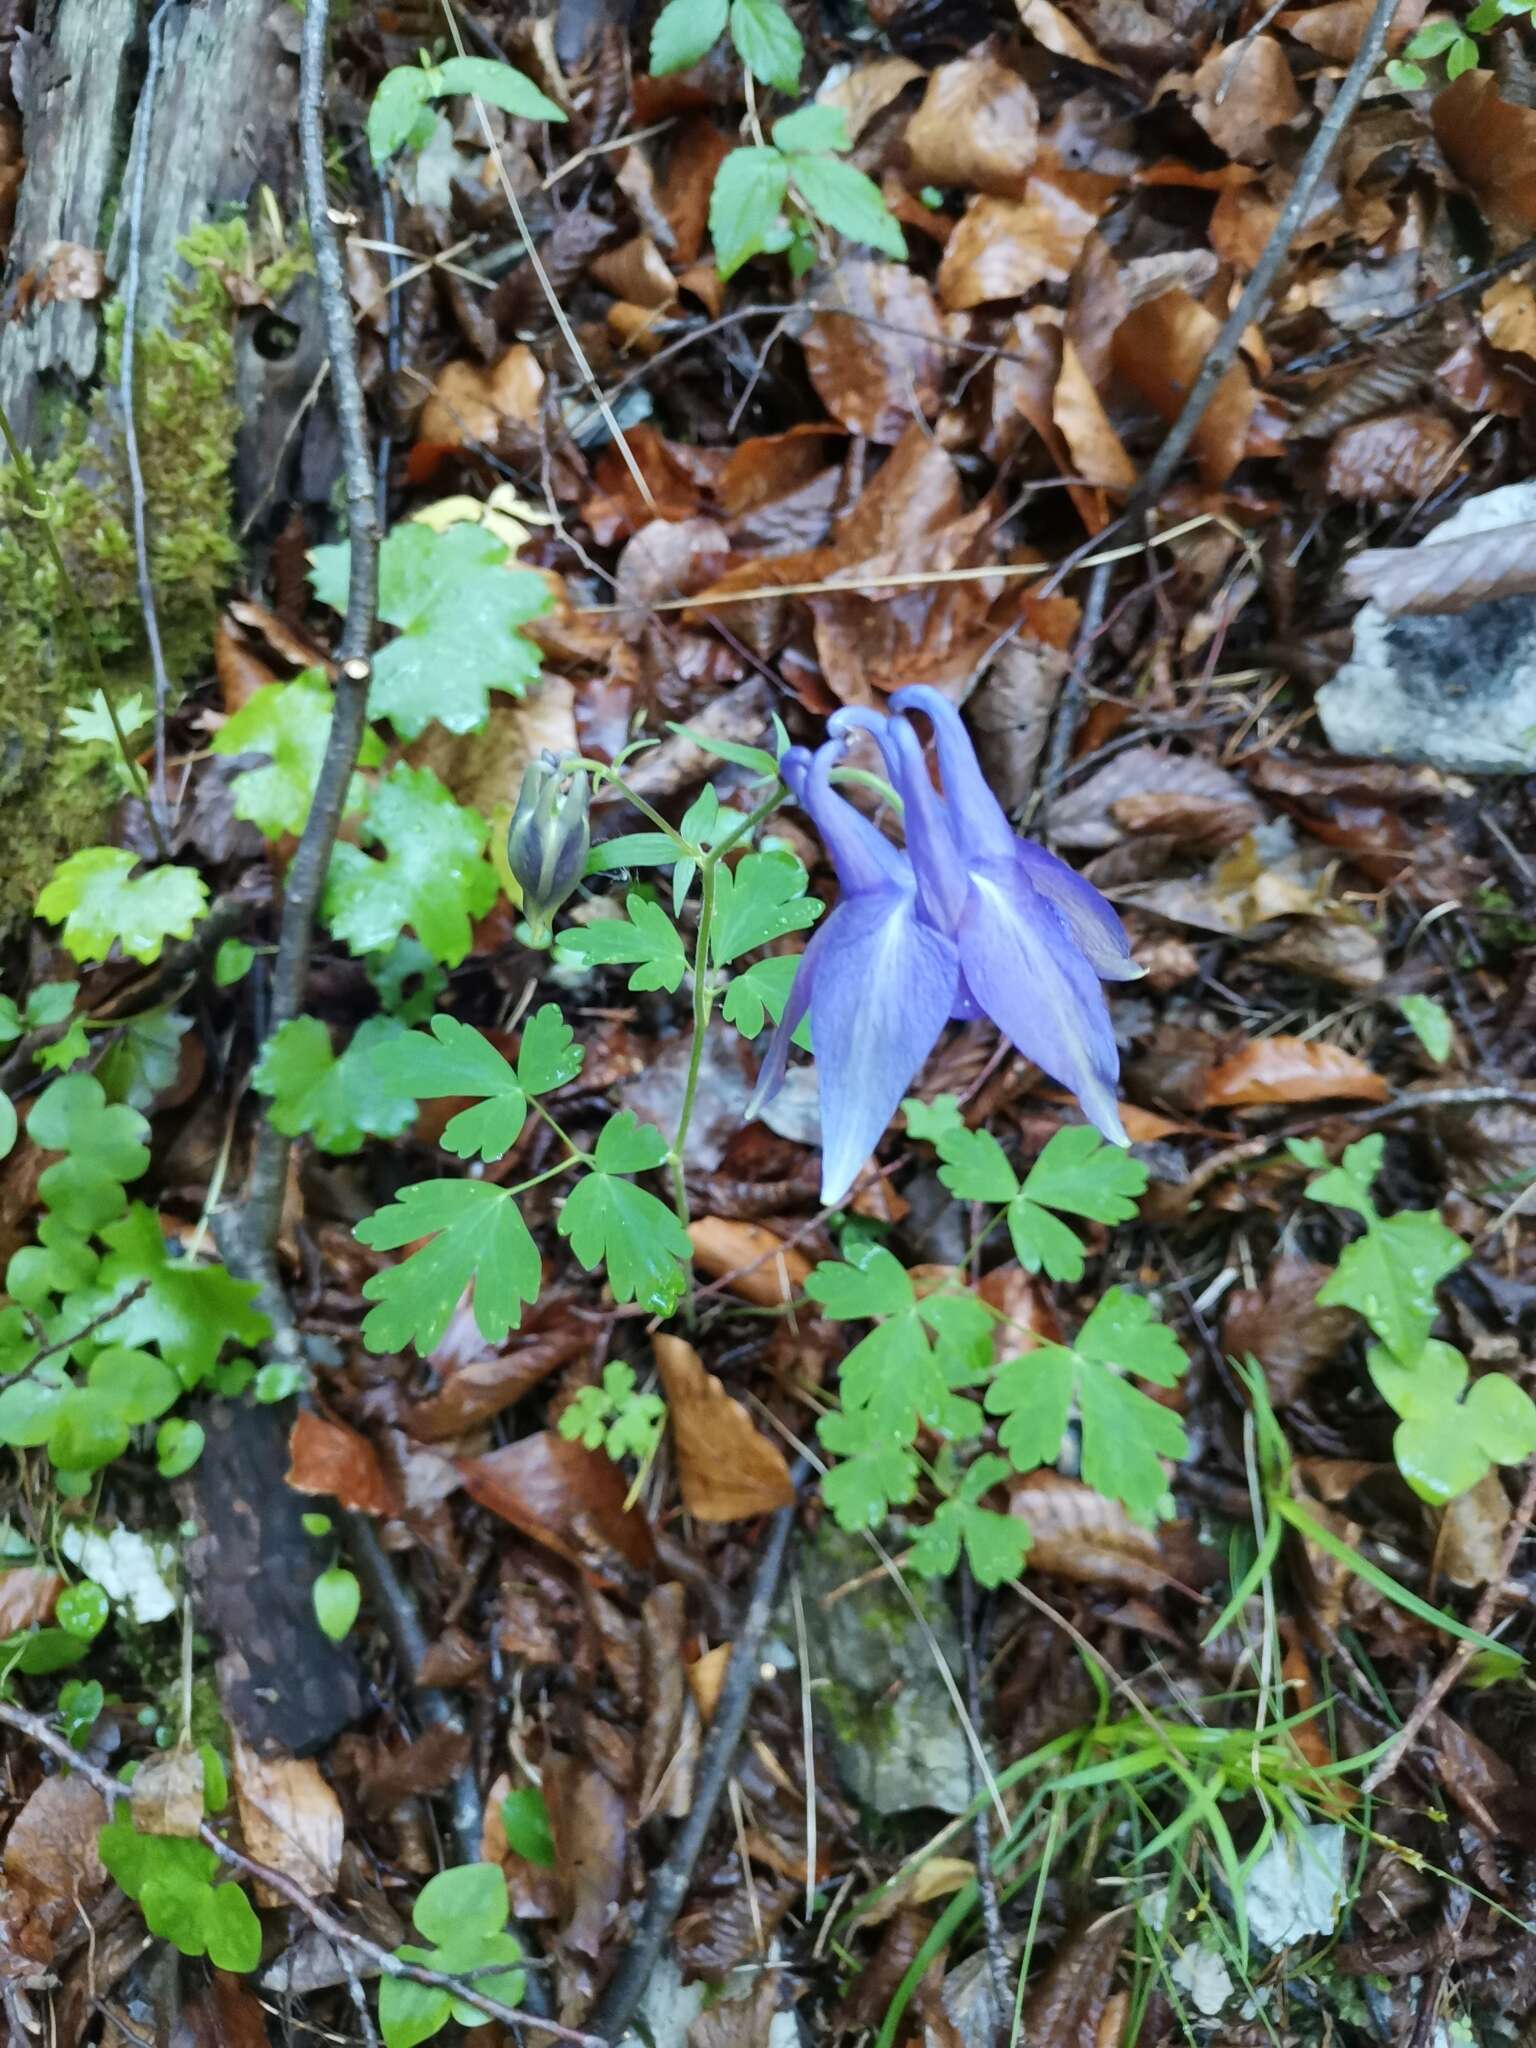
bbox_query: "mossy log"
[0,0,303,925]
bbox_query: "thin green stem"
[0,399,171,864]
[710,787,788,860]
[525,1097,593,1167]
[567,758,694,851]
[506,1153,586,1199]
[668,860,719,1322]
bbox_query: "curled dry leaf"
[1479,273,1536,359]
[938,164,1113,310]
[1008,1473,1194,1595]
[543,1752,628,1960]
[286,1410,402,1517]
[1433,71,1536,231]
[654,1333,796,1522]
[1053,338,1136,491]
[1113,291,1255,488]
[1222,1256,1356,1406]
[686,1640,732,1723]
[1021,1907,1133,2048]
[405,1322,588,1440]
[130,1746,205,1839]
[1279,0,1429,60]
[800,262,945,443]
[1187,36,1302,166]
[1201,1035,1389,1106]
[1324,410,1463,504]
[688,1215,813,1305]
[232,1731,344,1900]
[1434,1469,1511,1591]
[4,1773,110,1908]
[1016,0,1118,71]
[821,55,924,142]
[419,345,544,448]
[213,617,279,715]
[591,234,677,309]
[0,1566,62,1633]
[458,1429,657,1575]
[1346,511,1536,617]
[1050,745,1254,851]
[904,53,1039,197]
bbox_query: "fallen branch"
[589,1469,805,2041]
[0,1701,601,2048]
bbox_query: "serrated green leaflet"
[37,848,208,966]
[986,1288,1188,1525]
[325,764,499,966]
[908,1455,1031,1588]
[721,953,800,1039]
[709,851,820,964]
[356,1180,540,1353]
[310,523,551,739]
[649,0,727,72]
[370,1006,581,1162]
[556,895,687,992]
[557,1113,691,1314]
[93,1205,271,1384]
[709,147,790,280]
[925,1121,1147,1284]
[730,0,802,89]
[253,1016,417,1155]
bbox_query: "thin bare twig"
[229,0,380,1269]
[961,1564,1009,2037]
[589,1470,805,2042]
[1361,1461,1536,1794]
[119,0,177,836]
[1285,234,1536,375]
[0,1702,602,2047]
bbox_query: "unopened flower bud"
[506,753,590,936]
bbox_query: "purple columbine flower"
[750,689,1140,1206]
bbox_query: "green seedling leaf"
[211,672,382,838]
[556,894,688,992]
[99,1820,262,1971]
[28,1075,150,1231]
[0,1093,15,1163]
[908,1455,1032,1588]
[56,1581,109,1640]
[325,764,499,966]
[313,1565,361,1641]
[380,1862,526,2045]
[558,1361,668,1461]
[901,1094,965,1145]
[709,146,791,280]
[666,723,783,779]
[434,54,566,122]
[93,1204,271,1383]
[357,1181,541,1353]
[156,1417,205,1478]
[1368,1339,1536,1504]
[213,938,255,987]
[709,851,820,964]
[60,689,151,750]
[1317,1208,1468,1362]
[987,1288,1188,1525]
[256,1361,305,1404]
[1397,993,1453,1063]
[97,1009,191,1112]
[650,0,727,71]
[253,1015,417,1154]
[58,1677,105,1747]
[721,952,801,1039]
[38,848,208,966]
[557,1114,691,1315]
[729,0,803,90]
[310,523,551,739]
[501,1784,557,1867]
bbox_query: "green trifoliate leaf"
[1369,1340,1536,1505]
[1293,1132,1383,1221]
[721,953,800,1039]
[709,146,791,280]
[933,1127,1019,1204]
[987,1288,1188,1526]
[817,1410,919,1530]
[557,1113,691,1315]
[310,523,551,739]
[356,1181,541,1354]
[908,1456,1032,1588]
[433,54,566,123]
[556,895,688,992]
[37,848,208,966]
[729,0,802,89]
[252,1015,417,1155]
[93,1204,271,1384]
[97,1009,191,1111]
[709,851,821,964]
[650,0,728,71]
[211,672,382,838]
[28,1076,150,1229]
[325,764,499,966]
[558,1361,667,1461]
[373,1014,529,1163]
[901,1094,965,1145]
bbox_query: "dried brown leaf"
[688,1216,812,1305]
[543,1754,627,1959]
[232,1732,343,1899]
[286,1410,401,1517]
[213,619,278,715]
[1434,71,1536,231]
[1202,1036,1390,1106]
[822,55,925,141]
[801,262,945,443]
[458,1430,657,1575]
[1017,0,1119,70]
[1434,1469,1510,1590]
[169,1971,273,2048]
[1324,409,1462,504]
[3,1773,109,1907]
[964,640,1068,810]
[1187,36,1302,165]
[1113,291,1255,487]
[1346,515,1536,616]
[130,1747,205,1840]
[638,1580,699,1817]
[1280,0,1428,59]
[1008,1473,1193,1593]
[591,234,677,309]
[1249,915,1386,991]
[1050,746,1253,850]
[419,346,544,448]
[0,1567,62,1634]
[905,53,1039,196]
[938,168,1111,310]
[339,1724,474,1820]
[1021,1909,1132,2048]
[654,1334,795,1521]
[1223,1257,1356,1405]
[1054,338,1136,490]
[406,1324,588,1441]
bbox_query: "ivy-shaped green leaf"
[325,764,499,967]
[253,1016,418,1154]
[28,1076,150,1231]
[37,849,208,966]
[92,1205,271,1385]
[310,524,552,739]
[1369,1340,1536,1505]
[211,672,382,838]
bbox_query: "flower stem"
[668,859,719,1323]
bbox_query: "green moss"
[0,210,310,929]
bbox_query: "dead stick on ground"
[1043,0,1402,800]
[0,1703,602,2048]
[1361,1462,1536,1795]
[589,1470,805,2042]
